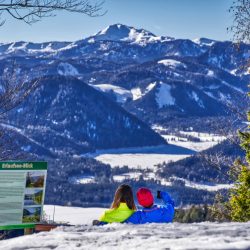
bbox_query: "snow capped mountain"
[0,41,71,57]
[88,23,173,45]
[0,23,248,69]
[0,23,249,135]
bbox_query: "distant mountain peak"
[96,24,137,36]
[192,37,217,46]
[88,23,173,45]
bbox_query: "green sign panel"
[0,162,47,170]
[0,162,48,229]
[0,224,35,230]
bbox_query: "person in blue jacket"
[125,187,175,224]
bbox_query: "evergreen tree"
[228,0,250,222]
[228,90,250,222]
[229,160,250,222]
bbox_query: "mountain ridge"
[1,23,249,137]
[7,75,166,156]
[0,23,243,57]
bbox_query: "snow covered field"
[1,206,249,250]
[1,220,249,249]
[179,131,226,142]
[163,177,233,191]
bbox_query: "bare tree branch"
[0,62,39,117]
[229,0,250,43]
[0,0,105,25]
[0,62,39,160]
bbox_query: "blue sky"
[0,0,234,42]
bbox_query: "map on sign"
[0,162,47,228]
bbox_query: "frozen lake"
[85,144,196,169]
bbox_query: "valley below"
[0,23,248,207]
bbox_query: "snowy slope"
[156,82,175,108]
[57,62,79,76]
[90,84,133,103]
[1,220,249,250]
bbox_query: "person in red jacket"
[125,187,175,224]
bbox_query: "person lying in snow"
[125,187,175,224]
[93,185,174,225]
[93,184,136,225]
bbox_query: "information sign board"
[0,162,47,230]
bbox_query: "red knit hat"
[137,188,154,207]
